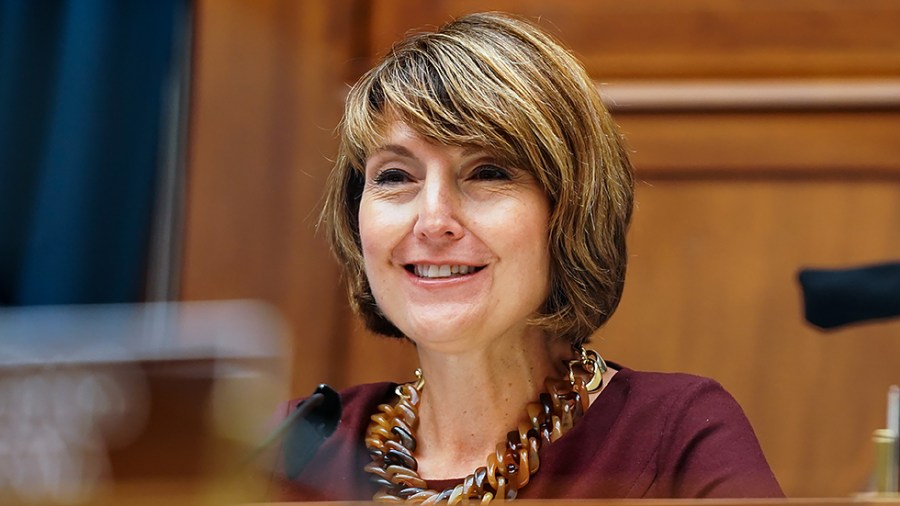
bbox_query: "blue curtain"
[0,0,185,305]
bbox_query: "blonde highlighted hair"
[322,12,634,346]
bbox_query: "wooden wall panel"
[602,181,900,497]
[368,0,900,78]
[182,0,361,390]
[616,111,900,176]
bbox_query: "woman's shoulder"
[335,381,397,407]
[613,363,726,391]
[598,364,783,498]
[609,364,739,414]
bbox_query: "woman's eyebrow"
[370,144,415,158]
[462,146,488,157]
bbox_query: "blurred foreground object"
[0,301,290,505]
[873,429,898,496]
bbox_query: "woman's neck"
[411,328,569,480]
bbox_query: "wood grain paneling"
[182,0,361,390]
[602,181,900,497]
[368,0,900,79]
[617,111,900,176]
[600,80,900,112]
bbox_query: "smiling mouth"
[405,264,486,279]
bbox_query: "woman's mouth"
[405,264,486,279]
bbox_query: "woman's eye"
[470,164,511,181]
[372,168,411,185]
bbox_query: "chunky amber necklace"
[364,347,606,504]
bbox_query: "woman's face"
[358,122,551,353]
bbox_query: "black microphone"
[242,384,342,478]
[798,262,900,330]
[283,384,342,479]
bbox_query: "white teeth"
[414,264,478,278]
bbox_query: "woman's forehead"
[363,122,520,168]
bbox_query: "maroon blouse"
[269,366,783,500]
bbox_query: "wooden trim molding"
[599,79,900,112]
[596,80,900,177]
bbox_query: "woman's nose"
[413,179,464,240]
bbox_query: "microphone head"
[310,384,341,437]
[798,262,900,330]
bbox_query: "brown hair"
[322,12,634,346]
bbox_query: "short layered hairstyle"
[322,12,634,346]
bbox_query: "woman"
[276,11,782,502]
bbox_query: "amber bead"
[385,449,417,470]
[365,461,390,478]
[494,443,509,476]
[407,489,438,503]
[573,377,590,413]
[396,403,418,426]
[370,476,395,488]
[399,487,427,499]
[486,452,500,489]
[436,488,454,503]
[495,475,507,500]
[502,447,518,477]
[374,490,405,503]
[525,402,543,430]
[515,447,530,488]
[538,393,553,417]
[560,390,583,418]
[366,447,384,461]
[473,466,488,490]
[392,425,416,451]
[517,421,531,445]
[371,412,390,426]
[544,378,569,409]
[463,474,476,495]
[560,401,574,431]
[539,416,553,443]
[383,439,406,453]
[400,384,419,405]
[506,430,522,451]
[386,465,426,488]
[448,484,465,505]
[365,436,385,451]
[420,492,442,506]
[540,425,552,444]
[550,415,563,442]
[370,424,393,440]
[392,416,413,437]
[526,437,540,473]
[399,475,428,489]
[500,451,519,479]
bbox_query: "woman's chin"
[400,316,491,354]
